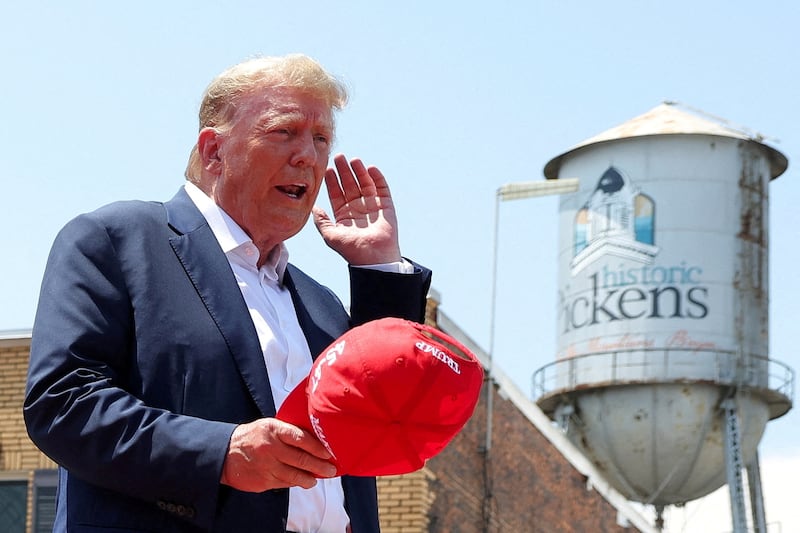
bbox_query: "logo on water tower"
[559,165,711,343]
[571,166,659,275]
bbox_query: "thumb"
[312,206,332,235]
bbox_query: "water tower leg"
[746,450,767,533]
[654,505,664,531]
[554,402,574,432]
[721,397,748,533]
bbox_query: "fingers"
[221,419,338,493]
[318,153,402,264]
[324,167,346,212]
[365,165,391,198]
[272,436,337,489]
[326,154,380,205]
[274,422,334,464]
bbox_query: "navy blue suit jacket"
[24,188,432,532]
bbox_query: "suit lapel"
[284,265,349,362]
[164,188,277,417]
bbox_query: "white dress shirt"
[185,183,348,533]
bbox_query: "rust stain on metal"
[736,144,767,249]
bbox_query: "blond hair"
[185,54,348,182]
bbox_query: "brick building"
[0,295,657,532]
[0,331,57,532]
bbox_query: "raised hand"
[312,154,402,266]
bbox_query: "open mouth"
[276,184,308,199]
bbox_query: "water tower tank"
[533,102,794,506]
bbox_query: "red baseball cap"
[276,317,484,477]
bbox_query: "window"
[33,470,57,533]
[0,480,26,533]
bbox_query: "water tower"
[532,102,794,531]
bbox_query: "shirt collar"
[184,182,289,283]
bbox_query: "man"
[24,54,431,532]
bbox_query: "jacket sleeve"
[347,259,433,326]
[23,212,234,530]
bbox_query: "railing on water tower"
[533,348,794,419]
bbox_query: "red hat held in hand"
[277,317,484,477]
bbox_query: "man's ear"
[197,127,223,174]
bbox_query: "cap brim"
[275,376,313,432]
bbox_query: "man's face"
[209,86,333,250]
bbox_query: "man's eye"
[314,134,330,144]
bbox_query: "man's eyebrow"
[259,109,300,126]
[259,108,331,131]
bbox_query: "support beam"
[722,396,748,533]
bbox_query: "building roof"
[0,329,32,348]
[543,102,788,180]
[436,309,659,533]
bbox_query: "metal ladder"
[722,396,768,533]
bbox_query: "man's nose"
[290,133,319,167]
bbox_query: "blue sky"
[3,2,798,531]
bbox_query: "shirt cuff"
[352,259,415,274]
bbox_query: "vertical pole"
[481,180,578,532]
[722,396,748,533]
[747,451,767,533]
[486,191,500,453]
[482,191,501,533]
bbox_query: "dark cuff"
[348,259,432,326]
